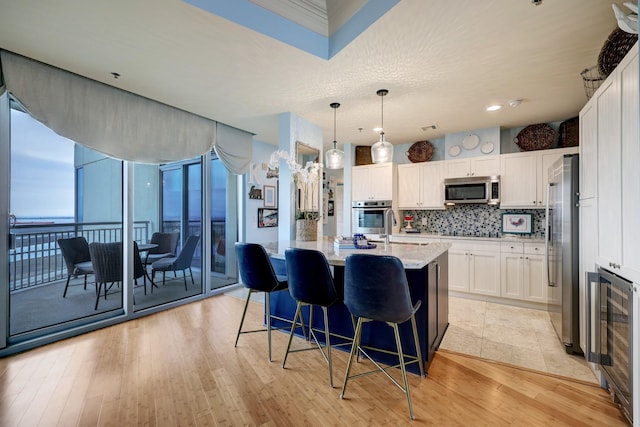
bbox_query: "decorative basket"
[598,27,638,79]
[514,123,556,151]
[355,145,373,165]
[406,140,433,163]
[580,66,604,100]
[558,117,579,147]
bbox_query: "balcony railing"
[9,221,150,292]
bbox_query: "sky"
[10,110,75,218]
[9,109,228,221]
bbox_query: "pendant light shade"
[371,89,394,163]
[325,102,344,169]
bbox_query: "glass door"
[7,105,124,340]
[143,160,203,307]
[210,157,237,290]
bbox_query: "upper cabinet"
[397,161,445,209]
[579,101,597,200]
[591,43,640,283]
[500,147,578,209]
[444,155,500,178]
[351,163,396,201]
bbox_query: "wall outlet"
[421,218,427,226]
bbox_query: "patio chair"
[144,232,180,266]
[57,237,94,298]
[133,241,148,296]
[89,242,122,310]
[151,235,200,291]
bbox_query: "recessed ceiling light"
[509,99,523,108]
[373,127,383,132]
[486,105,502,111]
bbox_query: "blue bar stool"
[282,247,346,387]
[235,243,289,362]
[340,253,425,420]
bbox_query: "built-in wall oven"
[587,268,634,424]
[352,200,392,235]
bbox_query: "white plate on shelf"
[462,134,480,150]
[480,141,494,154]
[448,145,461,157]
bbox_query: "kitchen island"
[263,238,451,374]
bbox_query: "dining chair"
[144,231,180,266]
[234,242,289,362]
[57,236,94,297]
[133,241,148,296]
[150,235,200,290]
[340,253,425,420]
[282,247,344,387]
[89,242,122,310]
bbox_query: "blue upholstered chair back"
[344,254,415,324]
[235,243,283,292]
[284,248,339,307]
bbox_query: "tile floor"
[439,296,598,383]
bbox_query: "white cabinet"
[447,240,500,297]
[595,43,640,283]
[397,161,445,209]
[500,147,578,208]
[579,102,597,200]
[444,155,500,178]
[351,163,396,201]
[578,198,597,352]
[537,148,578,207]
[500,152,537,208]
[500,242,547,303]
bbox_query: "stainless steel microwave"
[444,176,500,205]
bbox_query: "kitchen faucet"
[383,208,396,246]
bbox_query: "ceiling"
[0,0,620,154]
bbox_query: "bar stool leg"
[235,290,253,348]
[340,317,364,399]
[283,302,304,368]
[266,292,272,362]
[410,314,425,378]
[393,322,414,420]
[323,306,333,388]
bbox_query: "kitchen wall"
[401,205,546,237]
[244,139,280,244]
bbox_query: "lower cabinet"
[500,241,547,303]
[447,240,500,297]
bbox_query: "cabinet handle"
[510,246,514,249]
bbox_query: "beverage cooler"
[586,268,634,424]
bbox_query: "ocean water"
[14,216,75,225]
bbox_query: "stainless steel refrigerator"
[545,154,581,354]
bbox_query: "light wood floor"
[0,294,629,426]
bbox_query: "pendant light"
[325,102,344,169]
[371,89,394,163]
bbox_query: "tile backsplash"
[402,205,546,237]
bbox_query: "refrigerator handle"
[545,183,555,287]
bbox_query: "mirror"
[295,141,320,218]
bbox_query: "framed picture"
[328,200,334,216]
[263,185,277,208]
[258,208,278,228]
[501,213,533,234]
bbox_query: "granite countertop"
[263,238,451,269]
[386,232,545,244]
